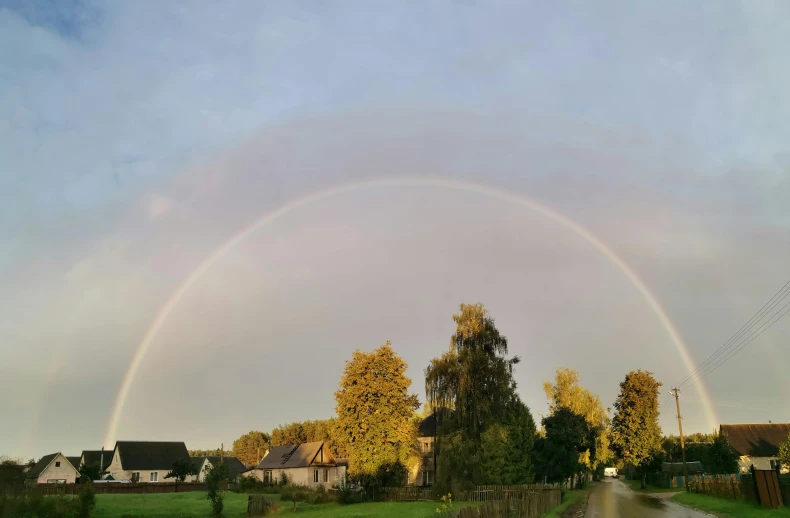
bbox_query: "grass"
[543,489,586,518]
[621,478,678,494]
[672,492,790,518]
[94,491,471,517]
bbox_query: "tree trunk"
[641,472,646,489]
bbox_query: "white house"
[245,442,346,488]
[190,456,248,482]
[720,423,790,474]
[106,441,191,483]
[26,453,79,484]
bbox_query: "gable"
[27,453,78,479]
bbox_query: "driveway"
[584,478,711,518]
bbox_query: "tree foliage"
[334,341,420,484]
[543,368,611,470]
[189,449,223,457]
[205,461,230,517]
[611,370,663,476]
[778,432,790,472]
[426,303,534,488]
[232,430,271,467]
[165,458,198,483]
[534,408,594,483]
[78,463,102,483]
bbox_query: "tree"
[189,448,223,457]
[778,432,790,473]
[79,463,102,483]
[165,458,198,483]
[610,370,663,488]
[425,303,533,488]
[334,341,420,485]
[270,419,349,458]
[705,432,739,474]
[543,368,611,473]
[232,431,271,467]
[534,408,592,484]
[205,461,230,517]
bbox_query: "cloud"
[146,193,174,221]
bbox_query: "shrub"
[78,485,96,518]
[335,483,365,505]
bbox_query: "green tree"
[334,341,420,485]
[189,448,223,457]
[270,419,349,458]
[705,432,739,474]
[425,303,532,489]
[78,463,102,483]
[205,461,230,517]
[165,458,198,483]
[611,370,663,488]
[543,368,611,473]
[534,408,592,484]
[778,432,790,473]
[232,431,271,467]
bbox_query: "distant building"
[244,442,346,488]
[79,450,112,473]
[720,423,790,474]
[26,453,79,484]
[106,441,191,482]
[408,413,437,486]
[191,456,248,482]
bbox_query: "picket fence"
[688,474,741,500]
[35,482,231,495]
[379,484,561,503]
[247,494,276,516]
[448,491,562,518]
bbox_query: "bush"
[78,485,96,518]
[0,490,89,518]
[335,484,365,505]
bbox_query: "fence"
[35,482,231,495]
[452,484,562,502]
[448,491,562,518]
[688,474,741,500]
[380,486,435,501]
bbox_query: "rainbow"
[104,177,717,445]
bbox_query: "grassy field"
[543,489,586,518]
[94,492,470,517]
[672,492,790,518]
[621,479,678,494]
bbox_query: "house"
[26,453,80,484]
[80,450,112,473]
[246,442,346,488]
[720,423,790,474]
[106,441,191,482]
[191,456,248,482]
[408,414,437,486]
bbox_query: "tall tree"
[232,431,271,467]
[705,432,739,474]
[610,370,663,488]
[425,303,532,488]
[334,341,420,485]
[543,368,611,471]
[534,408,592,484]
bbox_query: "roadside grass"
[95,492,472,517]
[672,492,790,518]
[622,478,678,494]
[544,489,586,518]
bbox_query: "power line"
[680,297,790,387]
[675,279,790,387]
[681,394,772,413]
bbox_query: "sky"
[1,0,789,459]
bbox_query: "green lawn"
[94,492,470,517]
[543,490,586,518]
[672,492,790,518]
[621,479,678,494]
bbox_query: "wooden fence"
[247,494,276,516]
[35,482,231,495]
[453,484,562,502]
[380,486,435,501]
[448,491,562,518]
[688,474,741,500]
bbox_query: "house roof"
[720,423,790,457]
[418,414,436,438]
[81,450,112,470]
[203,456,248,478]
[67,457,81,470]
[256,442,334,469]
[26,453,78,479]
[115,441,190,470]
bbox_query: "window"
[55,461,61,467]
[47,479,66,484]
[314,469,319,483]
[323,469,328,483]
[264,470,272,483]
[131,472,140,483]
[422,470,431,486]
[150,472,158,482]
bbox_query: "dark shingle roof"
[115,441,190,470]
[26,453,78,479]
[418,414,436,438]
[720,424,790,457]
[257,442,333,469]
[67,457,81,470]
[204,456,248,478]
[81,450,112,470]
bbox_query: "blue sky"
[1,0,789,458]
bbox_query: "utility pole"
[670,388,690,490]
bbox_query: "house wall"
[738,456,789,474]
[407,436,435,486]
[106,449,171,482]
[36,454,78,484]
[250,466,346,488]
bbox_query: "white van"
[603,467,618,478]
